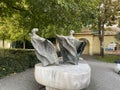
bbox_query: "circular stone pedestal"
[35,62,91,90]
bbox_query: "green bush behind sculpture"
[0,49,39,78]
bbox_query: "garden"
[0,0,120,79]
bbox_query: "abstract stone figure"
[31,29,91,90]
[77,39,87,56]
[69,30,87,56]
[56,30,87,65]
[29,28,59,66]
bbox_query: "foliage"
[0,49,39,78]
[1,0,119,51]
[0,0,98,40]
[0,19,7,41]
[89,0,120,31]
[0,0,30,42]
[93,0,120,57]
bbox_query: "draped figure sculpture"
[56,30,87,65]
[32,29,91,90]
[29,28,59,66]
[30,28,87,66]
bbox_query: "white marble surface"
[35,62,91,90]
[46,87,60,90]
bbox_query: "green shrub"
[0,49,39,78]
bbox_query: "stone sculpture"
[30,28,87,66]
[69,30,87,56]
[30,28,91,90]
[56,30,87,64]
[29,28,59,66]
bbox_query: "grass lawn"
[95,55,120,63]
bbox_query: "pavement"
[84,56,120,90]
[0,68,44,90]
[0,56,120,90]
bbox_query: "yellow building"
[0,40,11,48]
[73,29,120,55]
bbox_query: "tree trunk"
[99,34,104,57]
[99,24,104,57]
[101,24,104,57]
[23,36,26,49]
[2,38,4,48]
[23,40,25,49]
[100,35,104,57]
[2,38,5,58]
[98,16,104,57]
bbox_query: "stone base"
[35,62,91,90]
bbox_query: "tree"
[96,0,120,57]
[0,0,103,49]
[23,0,98,37]
[0,0,30,48]
[0,0,98,36]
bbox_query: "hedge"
[0,49,39,78]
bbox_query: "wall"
[74,33,94,55]
[0,40,11,48]
[74,33,119,55]
[104,35,117,49]
[93,35,100,54]
[104,35,118,54]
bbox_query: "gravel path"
[0,69,44,90]
[85,56,120,90]
[0,56,120,90]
